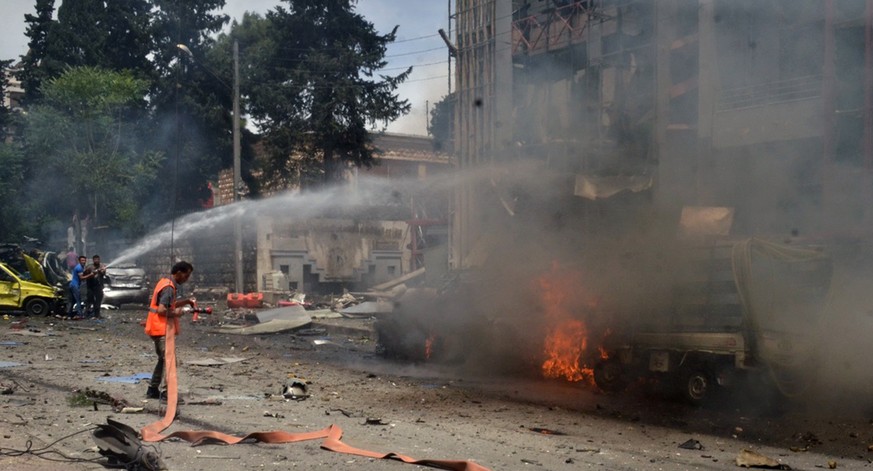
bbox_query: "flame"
[537,262,601,384]
[542,318,594,382]
[424,334,435,360]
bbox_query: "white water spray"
[106,174,458,268]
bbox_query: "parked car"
[0,259,66,316]
[103,265,150,307]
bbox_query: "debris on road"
[529,427,567,436]
[186,357,249,366]
[340,300,394,318]
[93,418,166,470]
[95,372,151,384]
[282,379,309,400]
[679,438,704,450]
[736,449,791,469]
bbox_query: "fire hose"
[140,317,493,471]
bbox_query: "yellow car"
[0,254,65,316]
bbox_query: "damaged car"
[0,256,66,316]
[102,264,150,307]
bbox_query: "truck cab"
[0,259,65,316]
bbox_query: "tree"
[16,0,238,236]
[102,0,154,75]
[238,0,411,186]
[19,0,55,104]
[148,0,230,211]
[47,0,106,68]
[428,93,456,153]
[24,67,163,236]
[0,143,29,241]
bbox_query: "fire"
[424,334,435,360]
[542,319,594,382]
[537,262,602,384]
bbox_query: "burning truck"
[377,236,832,406]
[592,237,832,404]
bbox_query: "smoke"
[375,0,873,417]
[60,0,873,416]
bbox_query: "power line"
[392,32,441,43]
[267,44,446,59]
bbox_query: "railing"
[716,75,821,112]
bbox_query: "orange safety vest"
[144,277,179,337]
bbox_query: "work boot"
[145,386,160,399]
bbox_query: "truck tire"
[680,369,711,405]
[25,298,50,317]
[594,359,627,393]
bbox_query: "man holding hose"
[144,261,196,400]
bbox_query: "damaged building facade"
[256,134,452,294]
[451,0,873,267]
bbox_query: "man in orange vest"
[145,261,196,400]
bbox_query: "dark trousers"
[149,336,167,390]
[86,287,103,317]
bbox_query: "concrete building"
[2,62,24,112]
[451,0,873,267]
[254,133,451,294]
[206,133,451,294]
[2,62,24,142]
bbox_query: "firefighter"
[144,261,196,400]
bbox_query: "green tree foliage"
[428,93,455,153]
[38,0,154,80]
[148,0,230,211]
[103,0,154,75]
[0,144,30,241]
[19,0,55,104]
[234,0,411,186]
[48,0,106,68]
[150,0,228,79]
[24,67,163,235]
[15,0,234,238]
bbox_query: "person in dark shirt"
[84,255,107,319]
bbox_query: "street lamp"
[177,41,244,294]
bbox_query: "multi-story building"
[452,0,873,267]
[2,62,24,142]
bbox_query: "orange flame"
[542,319,594,382]
[537,262,600,384]
[424,335,435,360]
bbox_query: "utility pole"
[175,41,243,293]
[233,39,243,294]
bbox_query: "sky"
[0,0,454,136]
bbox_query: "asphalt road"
[1,309,872,470]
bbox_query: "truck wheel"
[25,298,50,317]
[681,369,711,405]
[594,360,626,393]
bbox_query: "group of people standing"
[64,247,107,319]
